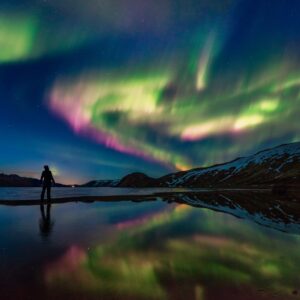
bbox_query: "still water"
[0,187,181,200]
[0,188,300,300]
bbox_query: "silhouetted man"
[40,165,55,201]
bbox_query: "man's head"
[44,165,49,171]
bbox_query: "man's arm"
[51,172,56,185]
[40,172,44,183]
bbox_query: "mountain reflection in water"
[0,190,300,300]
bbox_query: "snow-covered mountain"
[159,142,300,188]
[81,142,300,188]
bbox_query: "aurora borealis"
[1,0,300,183]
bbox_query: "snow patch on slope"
[168,142,300,186]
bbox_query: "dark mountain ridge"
[1,142,299,188]
[0,173,66,187]
[81,179,120,187]
[114,142,300,189]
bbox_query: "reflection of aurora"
[45,204,300,299]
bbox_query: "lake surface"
[0,188,300,299]
[0,187,187,200]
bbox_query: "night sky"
[1,0,300,184]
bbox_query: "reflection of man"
[39,203,54,238]
[40,165,55,201]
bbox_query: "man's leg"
[41,186,46,200]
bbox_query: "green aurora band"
[0,12,93,63]
[48,50,300,170]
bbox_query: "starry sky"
[1,0,300,184]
